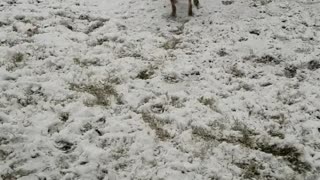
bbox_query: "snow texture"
[0,0,320,179]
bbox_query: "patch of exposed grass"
[12,52,24,63]
[268,129,285,139]
[191,124,251,146]
[116,42,142,58]
[1,169,36,180]
[136,67,155,80]
[0,149,9,161]
[307,60,320,70]
[235,160,262,179]
[73,57,81,66]
[232,121,256,148]
[222,0,234,5]
[198,96,221,113]
[250,0,273,7]
[229,64,245,77]
[72,57,102,67]
[0,136,9,145]
[217,48,228,57]
[163,72,181,83]
[192,123,312,174]
[141,113,171,141]
[85,20,104,34]
[162,37,180,50]
[150,104,166,114]
[54,140,75,153]
[70,82,118,107]
[6,52,25,71]
[233,122,311,173]
[284,65,297,78]
[243,54,281,65]
[80,122,93,134]
[256,143,312,174]
[191,126,219,141]
[168,95,185,108]
[111,147,128,161]
[198,97,215,107]
[59,112,69,122]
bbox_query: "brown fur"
[170,0,199,17]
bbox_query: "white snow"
[0,0,320,179]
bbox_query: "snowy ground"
[0,0,320,179]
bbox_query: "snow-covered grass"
[0,0,320,179]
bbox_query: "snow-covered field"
[0,0,320,179]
